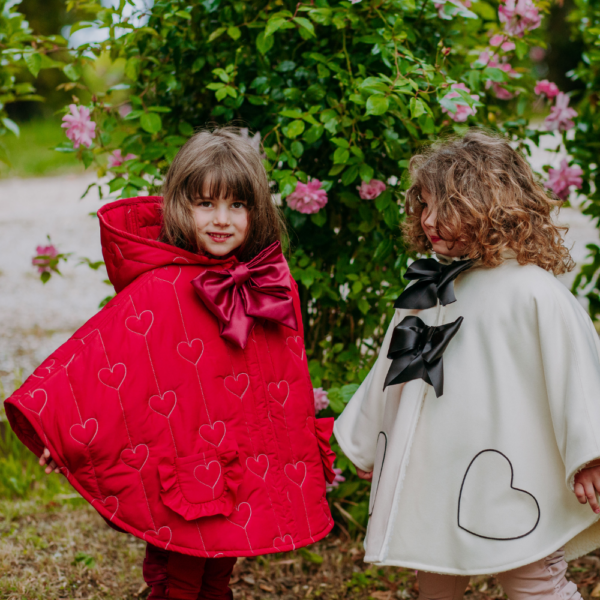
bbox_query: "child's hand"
[356,466,373,481]
[574,462,600,514]
[39,447,60,474]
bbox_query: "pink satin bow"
[191,242,298,349]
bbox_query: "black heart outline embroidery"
[369,431,387,517]
[457,449,541,541]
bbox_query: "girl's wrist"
[584,459,600,470]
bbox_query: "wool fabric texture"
[334,258,600,574]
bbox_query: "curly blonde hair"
[403,130,574,275]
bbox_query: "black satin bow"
[394,258,475,310]
[383,315,464,397]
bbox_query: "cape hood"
[98,196,234,293]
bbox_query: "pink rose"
[544,92,578,132]
[498,0,541,37]
[108,149,137,168]
[492,83,515,100]
[61,104,96,149]
[118,104,132,118]
[441,83,479,123]
[286,179,328,214]
[489,34,516,52]
[326,467,346,492]
[357,179,387,200]
[313,388,330,413]
[529,46,546,62]
[545,159,583,200]
[434,0,471,18]
[32,244,59,274]
[534,80,559,99]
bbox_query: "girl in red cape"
[4,128,336,600]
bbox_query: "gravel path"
[0,172,598,396]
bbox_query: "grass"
[0,118,83,179]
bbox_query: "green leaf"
[299,548,323,564]
[293,16,315,36]
[2,118,19,137]
[24,53,42,78]
[175,10,192,19]
[366,95,389,116]
[179,122,195,136]
[256,32,274,54]
[333,147,350,164]
[341,165,359,185]
[328,163,345,176]
[374,238,394,260]
[291,141,304,157]
[410,97,426,119]
[192,57,206,72]
[311,210,327,227]
[357,298,370,315]
[330,138,350,149]
[208,27,226,42]
[375,190,393,211]
[227,26,241,40]
[108,177,127,193]
[284,120,305,139]
[265,18,287,36]
[140,113,162,134]
[304,124,324,143]
[359,163,374,182]
[63,63,82,81]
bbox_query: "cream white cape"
[334,259,600,575]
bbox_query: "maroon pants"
[143,543,237,600]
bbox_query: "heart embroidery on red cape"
[194,460,222,489]
[199,421,226,447]
[177,339,204,365]
[98,363,126,390]
[286,336,305,359]
[227,502,251,528]
[70,419,99,446]
[19,389,47,415]
[306,417,316,436]
[155,266,181,285]
[126,311,154,336]
[120,444,149,471]
[93,495,119,521]
[224,373,249,398]
[246,455,269,480]
[268,381,289,406]
[144,526,172,548]
[273,534,294,551]
[149,391,177,418]
[284,462,307,487]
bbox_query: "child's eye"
[231,201,246,209]
[197,200,213,208]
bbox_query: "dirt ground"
[1,501,600,600]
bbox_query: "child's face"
[419,189,467,258]
[192,184,249,257]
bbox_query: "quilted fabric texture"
[5,196,335,557]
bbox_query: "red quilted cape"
[5,196,335,557]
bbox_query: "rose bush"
[2,0,567,528]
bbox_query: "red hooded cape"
[5,196,335,557]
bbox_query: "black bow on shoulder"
[395,258,475,310]
[383,315,464,397]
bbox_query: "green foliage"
[567,0,600,314]
[1,0,558,527]
[0,118,82,178]
[0,376,71,500]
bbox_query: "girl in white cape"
[334,130,600,600]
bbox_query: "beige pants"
[418,549,581,600]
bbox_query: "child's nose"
[214,206,230,225]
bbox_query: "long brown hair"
[403,129,574,275]
[161,126,286,262]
